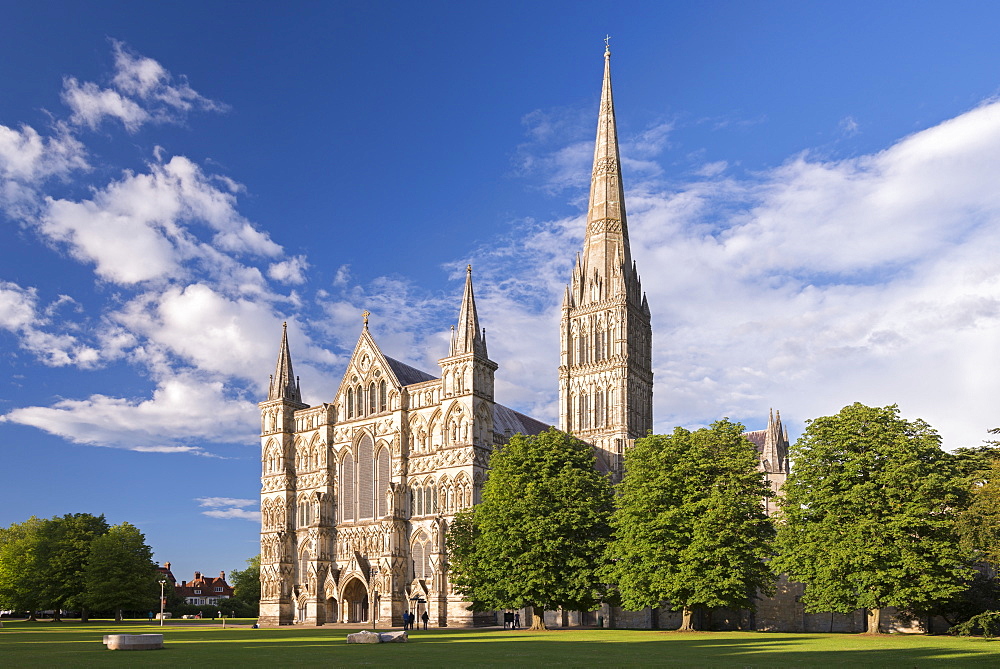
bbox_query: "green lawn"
[1,619,998,667]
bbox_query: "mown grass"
[1,619,998,667]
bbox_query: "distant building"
[157,562,234,606]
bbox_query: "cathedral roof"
[384,356,438,386]
[494,404,549,437]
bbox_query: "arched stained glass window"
[376,447,390,517]
[358,435,374,520]
[341,453,355,522]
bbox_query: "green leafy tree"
[229,554,261,604]
[36,513,110,621]
[605,420,775,630]
[773,403,973,633]
[446,428,614,630]
[0,517,46,619]
[83,522,158,621]
[956,460,1000,571]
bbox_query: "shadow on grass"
[1,622,998,667]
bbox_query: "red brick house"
[157,562,234,606]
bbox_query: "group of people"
[402,609,429,630]
[502,611,521,629]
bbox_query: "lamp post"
[158,579,167,627]
[369,566,380,632]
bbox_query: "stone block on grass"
[102,634,164,650]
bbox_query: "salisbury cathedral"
[257,45,794,628]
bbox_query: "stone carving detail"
[594,156,617,174]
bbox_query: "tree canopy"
[446,428,614,629]
[229,554,261,605]
[956,460,1000,572]
[83,522,158,620]
[773,403,973,633]
[604,419,775,630]
[0,517,46,618]
[37,514,110,620]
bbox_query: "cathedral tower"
[559,44,653,475]
[259,322,308,625]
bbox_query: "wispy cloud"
[196,497,260,521]
[63,40,226,133]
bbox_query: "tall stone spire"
[559,42,653,478]
[580,41,632,299]
[268,322,301,403]
[450,265,488,357]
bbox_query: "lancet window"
[375,446,390,517]
[341,453,355,522]
[358,435,374,520]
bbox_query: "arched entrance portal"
[325,597,338,624]
[341,579,369,623]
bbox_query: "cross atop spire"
[450,264,488,358]
[268,321,302,403]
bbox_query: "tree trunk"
[81,607,89,623]
[528,606,547,631]
[115,609,123,622]
[679,606,695,631]
[866,608,884,634]
[52,609,61,622]
[26,611,37,622]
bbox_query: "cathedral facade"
[258,273,547,626]
[258,45,788,627]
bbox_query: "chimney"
[182,581,187,586]
[194,571,201,580]
[164,561,171,570]
[220,571,225,580]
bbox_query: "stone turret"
[258,322,308,626]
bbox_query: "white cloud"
[196,497,260,521]
[37,155,281,286]
[0,122,87,183]
[63,40,225,133]
[268,255,309,284]
[62,78,151,132]
[114,283,282,382]
[0,371,257,450]
[0,281,100,367]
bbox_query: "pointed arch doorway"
[341,578,369,623]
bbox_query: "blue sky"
[4,1,1000,582]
